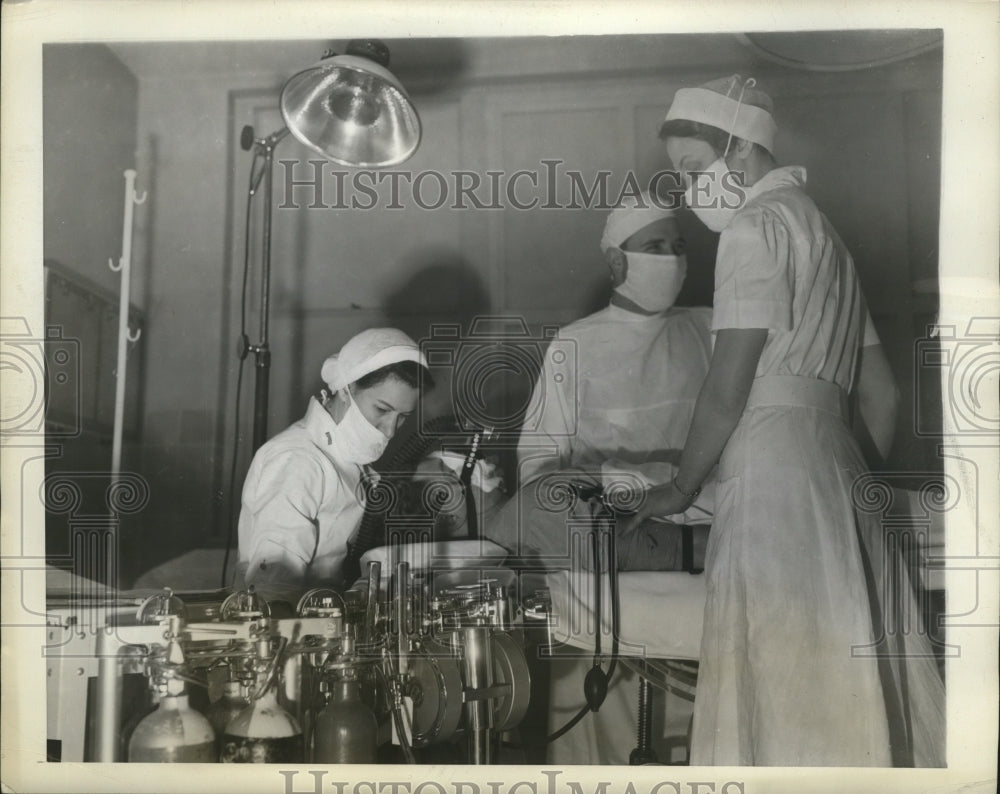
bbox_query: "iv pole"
[109,169,146,478]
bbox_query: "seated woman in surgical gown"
[482,193,717,765]
[487,193,716,573]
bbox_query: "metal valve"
[220,587,270,621]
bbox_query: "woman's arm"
[674,327,768,492]
[242,453,324,601]
[854,342,900,463]
[619,327,768,532]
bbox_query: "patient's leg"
[615,520,709,572]
[482,474,589,562]
[482,474,709,572]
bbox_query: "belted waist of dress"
[745,375,848,418]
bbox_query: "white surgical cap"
[321,327,428,392]
[600,191,675,253]
[664,74,777,154]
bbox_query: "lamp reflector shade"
[280,53,421,168]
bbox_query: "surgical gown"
[502,304,715,765]
[236,397,368,599]
[489,305,715,561]
[689,166,945,766]
[518,304,713,482]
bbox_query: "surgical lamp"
[238,40,422,450]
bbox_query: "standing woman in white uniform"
[236,328,431,603]
[622,76,945,766]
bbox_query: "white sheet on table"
[359,539,507,573]
[546,569,706,661]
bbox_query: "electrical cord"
[580,512,619,710]
[220,149,262,588]
[511,497,622,749]
[541,702,592,744]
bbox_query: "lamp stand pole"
[243,126,290,451]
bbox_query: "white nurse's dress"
[689,166,945,766]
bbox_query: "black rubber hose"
[220,149,262,589]
[343,416,492,583]
[510,507,623,750]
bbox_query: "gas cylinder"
[313,676,378,764]
[127,693,216,762]
[206,680,250,757]
[120,686,159,759]
[220,685,303,763]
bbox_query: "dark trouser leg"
[615,521,710,572]
[482,475,710,573]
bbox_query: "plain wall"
[44,44,139,297]
[42,44,141,580]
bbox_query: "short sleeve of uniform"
[712,206,794,333]
[861,304,881,348]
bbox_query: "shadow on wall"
[385,38,471,96]
[580,274,612,319]
[381,247,492,337]
[673,211,719,308]
[378,245,581,498]
[379,248,492,464]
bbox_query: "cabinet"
[44,259,144,439]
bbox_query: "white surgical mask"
[683,76,756,233]
[331,389,390,465]
[614,253,687,313]
[684,159,746,232]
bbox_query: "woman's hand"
[616,482,692,535]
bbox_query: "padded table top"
[546,569,707,660]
